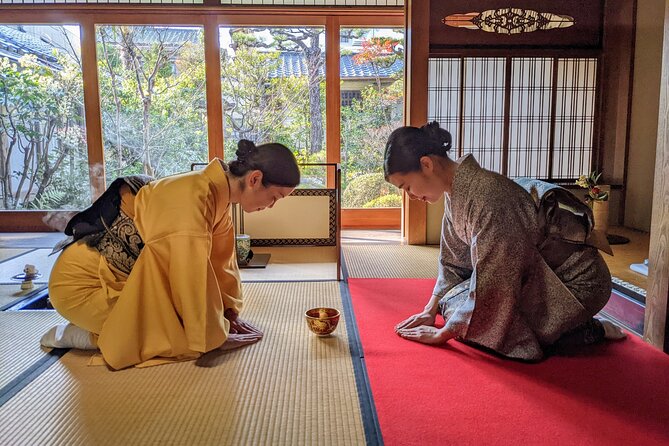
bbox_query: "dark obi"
[52,175,153,275]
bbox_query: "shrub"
[342,172,399,208]
[363,194,401,208]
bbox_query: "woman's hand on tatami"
[221,311,264,351]
[396,325,453,345]
[229,317,263,337]
[219,331,263,351]
[226,308,263,337]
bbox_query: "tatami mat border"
[0,348,68,408]
[339,278,383,446]
[0,285,48,311]
[0,248,37,264]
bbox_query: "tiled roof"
[0,26,61,69]
[340,53,403,78]
[0,26,199,68]
[102,27,201,45]
[269,51,403,79]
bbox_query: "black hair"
[383,121,453,178]
[228,139,300,187]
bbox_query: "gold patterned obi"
[53,175,153,275]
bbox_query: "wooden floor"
[603,226,650,291]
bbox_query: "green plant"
[363,194,401,208]
[576,171,609,202]
[342,172,400,208]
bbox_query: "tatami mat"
[341,230,402,245]
[0,311,66,389]
[0,232,63,249]
[241,246,339,281]
[0,284,46,310]
[0,248,31,263]
[0,249,56,285]
[0,282,366,446]
[343,244,439,279]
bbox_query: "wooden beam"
[80,19,106,201]
[599,0,637,198]
[0,212,60,232]
[341,208,401,230]
[0,7,402,22]
[204,18,224,161]
[644,0,669,353]
[338,15,404,27]
[325,16,341,189]
[403,0,429,244]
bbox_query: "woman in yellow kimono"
[42,140,299,369]
[383,122,625,361]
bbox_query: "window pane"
[428,58,461,154]
[553,58,597,179]
[219,26,326,188]
[97,25,208,182]
[0,24,90,210]
[428,56,597,180]
[340,27,404,208]
[461,57,506,173]
[508,57,553,178]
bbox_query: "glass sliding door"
[0,24,90,210]
[96,25,208,182]
[339,27,403,209]
[219,26,326,188]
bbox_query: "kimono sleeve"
[443,198,536,343]
[169,211,241,354]
[432,211,473,298]
[162,231,232,353]
[210,221,243,315]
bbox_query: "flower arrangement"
[576,171,609,203]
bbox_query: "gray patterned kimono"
[435,155,612,361]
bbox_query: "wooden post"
[80,19,106,200]
[204,18,224,161]
[644,0,669,353]
[403,0,430,244]
[326,16,341,189]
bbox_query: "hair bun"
[420,121,452,152]
[236,139,257,160]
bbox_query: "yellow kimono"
[48,159,242,369]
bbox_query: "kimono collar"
[203,158,232,211]
[449,153,480,201]
[444,153,483,225]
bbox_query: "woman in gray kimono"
[385,122,625,361]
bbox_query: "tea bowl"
[305,307,340,336]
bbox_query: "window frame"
[0,6,404,231]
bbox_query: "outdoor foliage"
[97,26,208,181]
[341,35,403,207]
[0,51,89,210]
[342,172,400,208]
[1,26,404,211]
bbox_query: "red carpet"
[349,278,669,446]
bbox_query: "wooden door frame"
[402,0,429,243]
[645,0,669,353]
